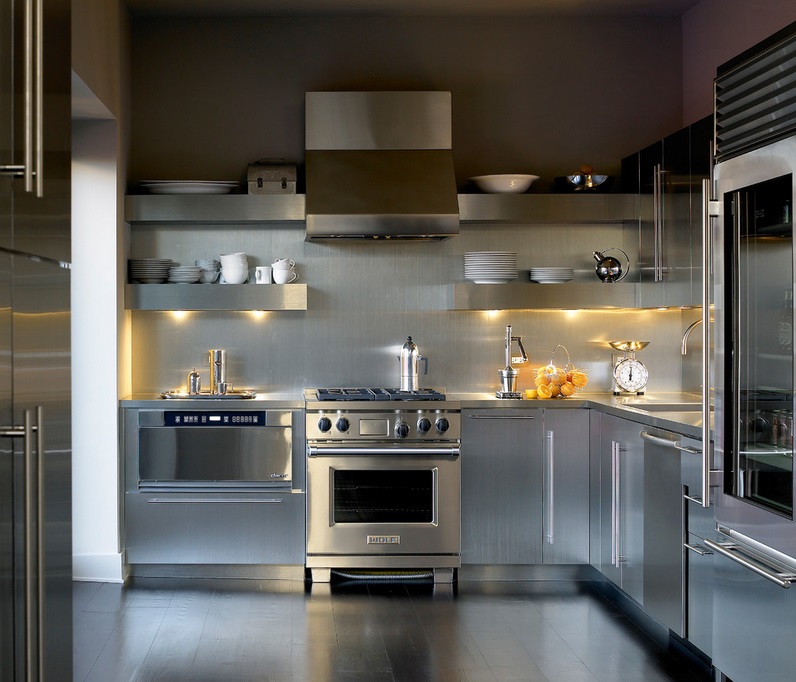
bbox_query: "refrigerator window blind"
[715,26,796,162]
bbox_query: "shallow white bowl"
[469,174,540,193]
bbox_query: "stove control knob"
[395,421,410,439]
[435,417,450,434]
[417,417,432,433]
[335,417,350,433]
[317,417,332,433]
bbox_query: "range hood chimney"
[305,91,459,239]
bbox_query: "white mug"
[255,265,272,284]
[273,269,298,284]
[271,258,296,270]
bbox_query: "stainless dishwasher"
[122,407,305,573]
[136,409,292,489]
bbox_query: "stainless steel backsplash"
[129,223,701,396]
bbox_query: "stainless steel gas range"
[304,388,461,583]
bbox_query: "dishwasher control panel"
[163,410,267,426]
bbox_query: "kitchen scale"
[609,340,650,395]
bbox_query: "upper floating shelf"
[125,193,638,225]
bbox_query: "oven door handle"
[307,444,460,457]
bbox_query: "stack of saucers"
[167,265,202,284]
[128,258,173,283]
[529,267,574,284]
[195,258,221,283]
[464,252,518,284]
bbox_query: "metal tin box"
[247,161,297,194]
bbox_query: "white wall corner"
[72,552,125,584]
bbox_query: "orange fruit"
[534,374,550,387]
[549,383,561,397]
[560,381,576,396]
[525,388,538,399]
[570,370,589,388]
[537,384,553,399]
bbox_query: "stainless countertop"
[121,390,708,439]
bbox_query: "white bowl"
[469,174,540,193]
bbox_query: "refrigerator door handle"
[1,408,43,682]
[702,177,721,508]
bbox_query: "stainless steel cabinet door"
[461,409,542,564]
[641,427,686,636]
[541,409,590,564]
[594,413,644,603]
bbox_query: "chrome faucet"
[681,319,702,355]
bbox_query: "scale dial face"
[613,357,649,393]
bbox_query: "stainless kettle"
[593,247,629,283]
[399,336,427,391]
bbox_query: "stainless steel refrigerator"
[1,0,72,679]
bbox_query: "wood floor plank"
[73,578,712,682]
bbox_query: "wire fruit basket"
[527,345,589,399]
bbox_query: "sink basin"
[632,403,703,412]
[160,390,256,400]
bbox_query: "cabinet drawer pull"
[468,415,535,420]
[147,498,284,504]
[705,539,796,588]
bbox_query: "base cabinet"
[640,427,688,637]
[461,409,543,564]
[125,491,306,565]
[591,413,644,604]
[461,407,589,566]
[681,436,713,657]
[541,409,590,564]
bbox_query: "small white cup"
[273,269,298,284]
[255,265,272,284]
[271,258,296,270]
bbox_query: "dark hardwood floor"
[73,577,710,682]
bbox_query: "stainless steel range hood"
[305,91,459,239]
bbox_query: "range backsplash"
[129,222,703,397]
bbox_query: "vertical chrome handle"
[35,406,45,680]
[611,440,621,568]
[22,0,43,196]
[545,430,554,545]
[23,410,36,682]
[24,0,34,193]
[657,165,666,281]
[34,0,43,197]
[731,190,743,497]
[701,178,720,509]
[652,165,660,281]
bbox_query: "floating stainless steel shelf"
[125,193,637,225]
[448,281,639,310]
[457,193,637,223]
[125,283,308,311]
[125,194,306,224]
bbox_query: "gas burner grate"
[314,388,445,401]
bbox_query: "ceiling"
[125,0,703,18]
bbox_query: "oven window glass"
[728,172,793,517]
[333,470,434,523]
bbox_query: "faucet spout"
[681,320,702,355]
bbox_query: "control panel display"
[164,411,266,426]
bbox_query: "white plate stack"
[128,258,173,283]
[168,265,202,283]
[464,252,518,284]
[529,267,574,284]
[140,180,239,195]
